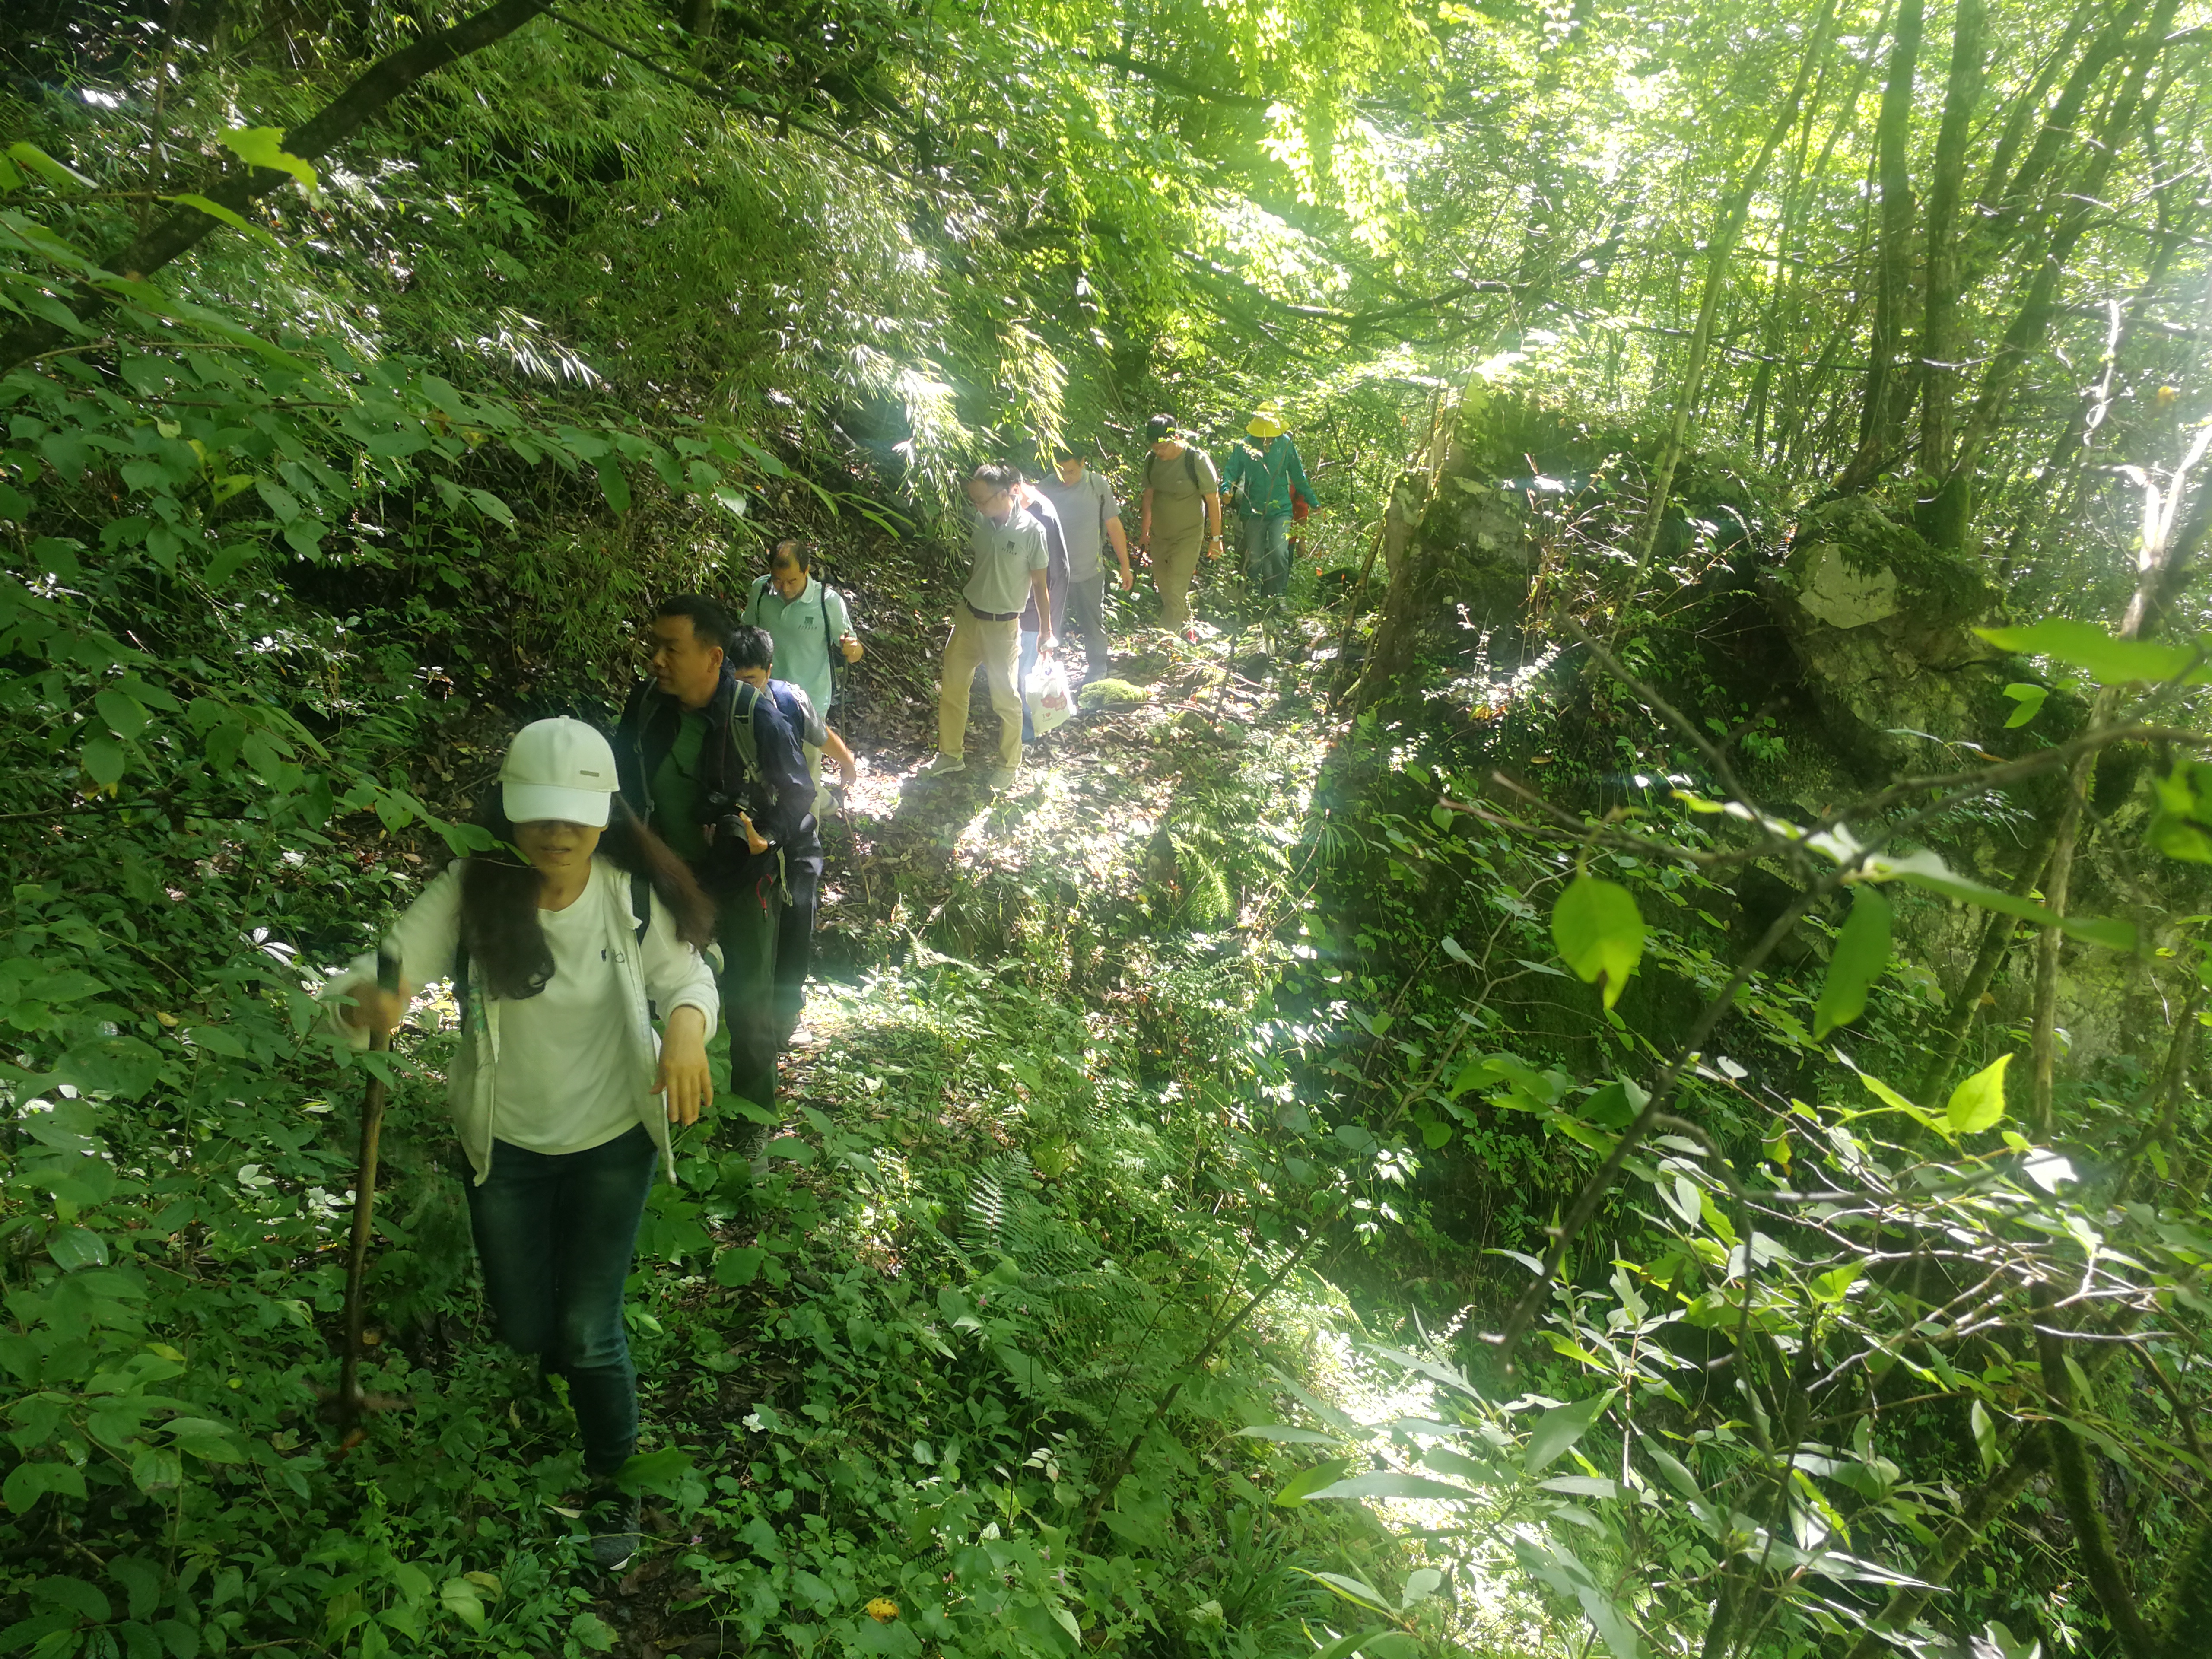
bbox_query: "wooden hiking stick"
[833,785,876,907]
[336,943,402,1433]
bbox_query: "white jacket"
[330,858,719,1184]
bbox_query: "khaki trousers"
[1153,528,1204,629]
[937,606,1023,769]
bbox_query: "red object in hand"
[1291,486,1311,524]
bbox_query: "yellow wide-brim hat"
[1246,408,1285,439]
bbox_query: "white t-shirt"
[494,865,645,1155]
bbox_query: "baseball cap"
[500,718,618,827]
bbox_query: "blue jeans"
[465,1124,655,1477]
[1242,512,1293,599]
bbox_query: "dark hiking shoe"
[586,1485,640,1573]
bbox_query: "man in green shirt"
[921,462,1052,791]
[1217,407,1316,604]
[614,595,812,1121]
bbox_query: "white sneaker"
[918,753,966,778]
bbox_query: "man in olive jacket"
[614,594,811,1122]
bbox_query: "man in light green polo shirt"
[744,539,861,809]
[921,462,1052,791]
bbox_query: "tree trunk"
[1838,1429,2048,1659]
[1923,0,2177,547]
[2039,1317,2161,1657]
[1833,0,1924,493]
[0,0,551,377]
[1626,0,1840,593]
[1913,0,1985,543]
[1913,830,2051,1102]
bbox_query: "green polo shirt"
[963,508,1049,616]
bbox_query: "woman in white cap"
[331,718,719,1573]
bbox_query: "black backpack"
[454,868,655,1030]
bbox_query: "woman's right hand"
[341,983,410,1039]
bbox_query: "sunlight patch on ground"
[1302,1329,1566,1658]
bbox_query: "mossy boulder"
[1763,496,2013,780]
[1077,677,1151,710]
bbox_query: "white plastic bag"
[1025,655,1074,736]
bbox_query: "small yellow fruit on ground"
[865,1598,899,1622]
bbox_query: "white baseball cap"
[500,718,618,827]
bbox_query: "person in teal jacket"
[1218,407,1316,603]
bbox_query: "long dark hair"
[458,794,717,1001]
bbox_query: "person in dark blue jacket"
[614,596,810,1119]
[728,626,830,1046]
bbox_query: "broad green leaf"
[1982,623,2203,690]
[1307,1628,1419,1659]
[166,1418,245,1462]
[466,487,516,528]
[1550,877,1644,1009]
[2,1460,86,1515]
[1576,1581,1643,1659]
[2149,762,2212,864]
[1303,1471,1485,1502]
[82,734,125,787]
[161,194,281,249]
[1272,1456,1350,1506]
[1300,1569,1392,1611]
[6,142,96,191]
[1970,1400,1997,1475]
[440,1577,487,1634]
[613,1446,693,1494]
[1945,1054,2011,1135]
[1524,1395,1609,1473]
[95,689,149,739]
[713,1246,764,1287]
[1539,1475,1619,1498]
[217,127,318,194]
[1792,826,2135,950]
[2000,683,2048,728]
[48,1227,108,1271]
[1400,1568,1443,1609]
[596,458,632,513]
[1975,620,2205,687]
[1811,1263,1863,1303]
[1813,888,1891,1039]
[1581,1077,1644,1128]
[1854,1070,1934,1128]
[1643,1444,1701,1500]
[1873,850,2134,951]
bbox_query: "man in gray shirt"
[922,462,1052,790]
[1035,443,1132,685]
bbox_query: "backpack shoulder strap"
[629,870,652,944]
[1185,448,1201,492]
[728,680,763,780]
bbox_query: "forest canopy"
[3,0,2212,1656]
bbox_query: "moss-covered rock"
[1764,496,2012,780]
[1077,677,1152,710]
